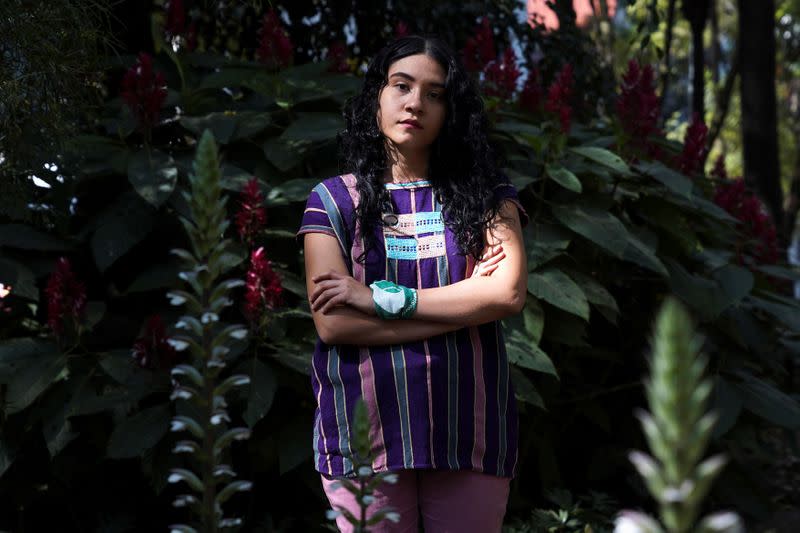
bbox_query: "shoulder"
[312,174,357,203]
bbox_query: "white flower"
[698,512,744,533]
[614,511,664,533]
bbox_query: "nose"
[404,89,424,114]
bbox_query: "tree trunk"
[660,0,677,124]
[738,0,784,238]
[681,0,710,119]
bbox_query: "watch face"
[382,213,399,226]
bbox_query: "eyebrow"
[389,72,446,89]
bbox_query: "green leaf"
[128,148,178,207]
[266,178,319,205]
[565,269,619,317]
[280,112,343,143]
[125,260,182,294]
[107,404,172,458]
[0,224,73,251]
[551,203,629,258]
[243,359,277,428]
[623,231,669,277]
[278,417,312,474]
[263,137,304,172]
[569,146,630,175]
[91,192,157,272]
[734,374,800,430]
[522,223,571,271]
[747,295,800,332]
[712,376,742,438]
[0,258,38,300]
[528,268,589,320]
[636,160,693,197]
[510,366,545,408]
[1,340,65,415]
[546,164,582,192]
[666,260,753,320]
[180,112,238,144]
[503,300,556,377]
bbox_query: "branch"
[704,42,741,166]
[660,0,677,125]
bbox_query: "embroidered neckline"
[384,180,432,190]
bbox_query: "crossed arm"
[302,200,527,346]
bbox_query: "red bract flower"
[545,63,574,133]
[165,0,185,37]
[519,67,544,113]
[711,153,727,180]
[185,22,198,52]
[617,60,661,143]
[131,314,180,370]
[236,178,267,244]
[45,257,87,336]
[395,21,409,38]
[678,113,708,176]
[256,9,293,70]
[120,53,167,131]
[463,17,495,72]
[244,247,283,323]
[483,47,520,100]
[327,41,350,73]
[714,178,780,264]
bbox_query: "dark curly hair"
[340,35,506,264]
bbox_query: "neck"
[384,143,430,184]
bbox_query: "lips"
[399,119,422,129]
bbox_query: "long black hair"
[340,35,506,264]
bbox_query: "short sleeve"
[295,181,350,257]
[492,177,530,228]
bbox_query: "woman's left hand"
[310,271,375,315]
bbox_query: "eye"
[394,82,410,91]
[428,91,442,100]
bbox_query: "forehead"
[387,54,446,83]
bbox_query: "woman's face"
[377,53,447,155]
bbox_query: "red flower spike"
[483,47,520,100]
[395,21,409,38]
[165,0,185,37]
[678,113,709,176]
[713,179,780,265]
[545,63,574,133]
[131,314,180,370]
[617,60,661,150]
[520,68,544,113]
[711,153,728,180]
[120,53,168,131]
[244,247,283,323]
[256,9,293,70]
[327,41,350,74]
[235,178,267,244]
[44,257,87,336]
[463,17,496,72]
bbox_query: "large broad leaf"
[523,223,571,271]
[107,404,172,458]
[280,112,343,143]
[266,178,320,205]
[263,137,305,172]
[91,192,157,272]
[503,299,557,377]
[127,148,178,207]
[636,160,693,198]
[734,373,800,430]
[565,269,619,322]
[509,366,545,409]
[0,224,73,251]
[278,417,313,475]
[180,112,238,144]
[546,164,582,192]
[124,260,182,294]
[0,258,38,300]
[569,146,631,175]
[747,295,800,333]
[666,260,753,320]
[1,340,66,415]
[528,268,589,321]
[551,203,629,258]
[623,230,669,277]
[712,375,743,438]
[243,358,277,428]
[40,378,84,457]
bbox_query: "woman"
[296,35,529,532]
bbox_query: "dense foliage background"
[1,1,799,531]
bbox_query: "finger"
[312,270,344,282]
[483,251,506,267]
[312,286,339,311]
[311,279,344,302]
[481,263,500,276]
[480,244,503,260]
[320,290,346,314]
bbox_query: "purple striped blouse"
[296,173,529,479]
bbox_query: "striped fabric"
[296,174,529,479]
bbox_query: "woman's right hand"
[470,244,505,278]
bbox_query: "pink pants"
[321,469,510,532]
